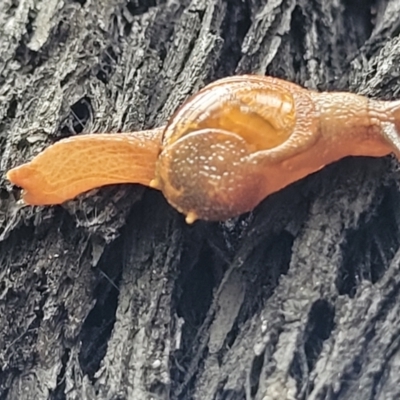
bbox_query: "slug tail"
[7,128,164,205]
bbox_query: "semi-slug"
[6,75,400,223]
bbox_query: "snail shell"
[152,76,318,222]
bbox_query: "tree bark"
[1,0,400,399]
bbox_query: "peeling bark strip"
[1,0,400,399]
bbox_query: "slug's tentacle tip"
[185,212,198,224]
[149,178,161,190]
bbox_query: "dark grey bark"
[1,0,400,399]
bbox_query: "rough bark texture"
[1,0,400,399]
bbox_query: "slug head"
[152,129,267,223]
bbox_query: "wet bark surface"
[1,0,400,399]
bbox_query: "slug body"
[7,75,400,222]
